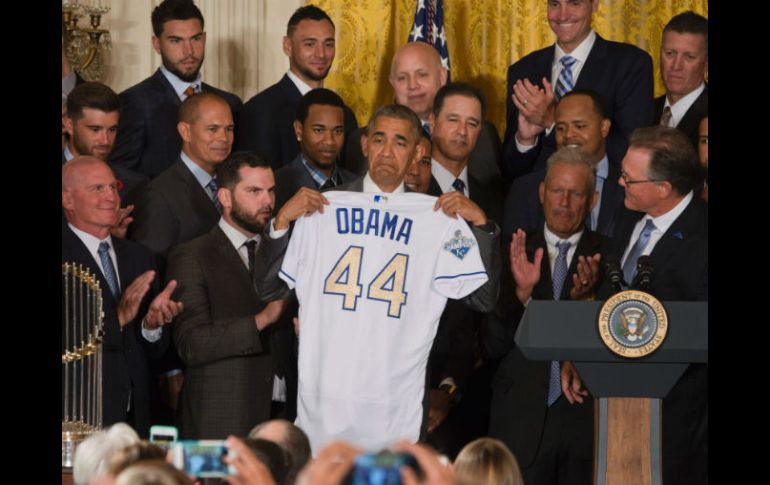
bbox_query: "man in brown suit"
[166,151,288,439]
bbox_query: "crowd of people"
[62,0,708,483]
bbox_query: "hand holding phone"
[171,440,235,478]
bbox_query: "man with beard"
[236,5,358,169]
[166,151,289,439]
[273,88,357,212]
[110,0,242,181]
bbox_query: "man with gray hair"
[73,422,140,485]
[249,419,312,485]
[486,147,604,485]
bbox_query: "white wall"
[98,0,304,100]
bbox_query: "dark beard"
[296,63,330,83]
[231,201,269,235]
[162,54,204,83]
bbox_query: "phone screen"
[175,441,230,477]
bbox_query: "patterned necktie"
[244,240,258,282]
[547,240,571,406]
[183,84,198,99]
[451,178,466,194]
[97,241,121,300]
[206,178,223,214]
[622,219,657,287]
[555,55,577,100]
[422,121,432,139]
[659,106,673,127]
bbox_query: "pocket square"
[673,231,684,240]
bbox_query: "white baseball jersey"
[279,191,488,452]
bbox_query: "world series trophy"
[62,262,105,468]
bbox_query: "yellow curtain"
[312,0,707,137]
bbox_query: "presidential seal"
[597,290,668,358]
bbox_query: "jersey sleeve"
[432,217,489,299]
[278,216,308,290]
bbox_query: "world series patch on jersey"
[279,191,489,452]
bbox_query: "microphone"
[603,256,624,293]
[632,256,654,291]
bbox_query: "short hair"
[216,151,271,191]
[559,88,607,118]
[433,82,486,119]
[287,5,334,37]
[296,88,345,124]
[629,126,699,195]
[152,0,204,37]
[249,419,312,485]
[115,460,193,485]
[178,91,230,125]
[367,104,422,142]
[663,11,708,54]
[242,439,290,485]
[73,423,141,485]
[545,146,597,194]
[66,82,121,121]
[454,438,524,485]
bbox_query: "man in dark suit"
[564,126,707,485]
[419,82,502,456]
[344,42,503,202]
[503,89,624,242]
[274,88,357,212]
[236,5,358,169]
[166,151,289,439]
[62,157,183,437]
[486,147,603,485]
[110,0,242,181]
[63,82,147,209]
[501,0,653,182]
[655,11,708,151]
[128,92,233,265]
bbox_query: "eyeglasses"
[620,173,664,186]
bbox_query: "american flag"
[407,0,451,80]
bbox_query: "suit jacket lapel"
[676,85,708,138]
[209,225,258,296]
[63,226,119,308]
[597,164,623,236]
[173,159,221,219]
[647,198,699,271]
[152,68,183,106]
[575,34,606,90]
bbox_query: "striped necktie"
[554,56,577,100]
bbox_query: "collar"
[543,224,583,250]
[431,159,469,195]
[301,155,338,188]
[363,172,406,193]
[664,83,706,126]
[286,70,316,96]
[180,151,215,190]
[596,155,609,180]
[64,145,75,162]
[555,30,596,62]
[160,65,202,100]
[68,223,113,255]
[218,218,260,251]
[648,191,694,235]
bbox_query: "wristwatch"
[439,383,461,405]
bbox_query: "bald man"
[343,42,503,199]
[62,156,182,437]
[129,91,234,264]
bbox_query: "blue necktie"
[547,240,571,406]
[422,121,431,139]
[207,178,223,214]
[622,219,657,287]
[555,55,577,100]
[451,178,466,194]
[97,241,121,300]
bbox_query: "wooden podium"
[516,300,707,485]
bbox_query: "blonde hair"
[454,438,524,485]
